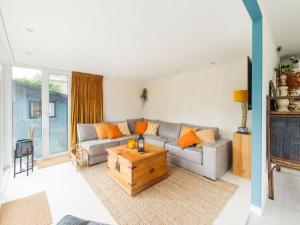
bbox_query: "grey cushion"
[157,120,181,140]
[165,141,203,164]
[77,124,98,142]
[80,139,119,156]
[127,118,144,134]
[144,135,174,148]
[56,215,108,225]
[181,123,219,138]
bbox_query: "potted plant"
[140,88,148,106]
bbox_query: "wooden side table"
[232,132,252,179]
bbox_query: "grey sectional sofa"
[77,118,232,180]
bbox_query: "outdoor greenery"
[15,74,62,92]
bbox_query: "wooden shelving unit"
[266,92,300,200]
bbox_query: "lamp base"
[237,127,249,134]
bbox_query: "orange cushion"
[177,131,201,149]
[106,124,124,139]
[94,123,108,139]
[181,127,198,136]
[135,120,148,134]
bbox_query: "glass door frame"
[12,64,71,160]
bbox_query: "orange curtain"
[71,72,103,147]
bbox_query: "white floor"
[247,168,300,225]
[2,162,117,225]
[2,162,251,225]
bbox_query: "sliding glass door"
[12,67,70,159]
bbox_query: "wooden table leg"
[268,165,277,200]
[27,155,29,176]
[268,166,273,200]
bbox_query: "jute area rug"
[0,192,52,225]
[37,155,70,169]
[80,163,237,225]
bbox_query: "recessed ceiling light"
[26,52,32,55]
[25,28,34,33]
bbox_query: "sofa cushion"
[181,123,219,138]
[135,120,148,134]
[106,124,124,139]
[127,118,144,134]
[80,139,119,156]
[144,121,159,136]
[157,120,181,140]
[94,123,108,139]
[117,121,131,136]
[77,124,98,142]
[195,129,216,148]
[181,127,198,136]
[165,141,203,164]
[57,215,108,225]
[177,131,200,148]
[144,135,174,148]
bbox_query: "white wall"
[143,58,250,140]
[103,77,144,121]
[259,0,279,210]
[0,64,3,195]
[2,65,12,169]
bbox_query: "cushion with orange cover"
[106,124,124,139]
[177,131,201,149]
[94,123,108,139]
[135,120,148,134]
[181,127,198,136]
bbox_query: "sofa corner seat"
[77,119,232,180]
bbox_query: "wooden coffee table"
[106,143,168,196]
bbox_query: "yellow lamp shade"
[233,90,248,102]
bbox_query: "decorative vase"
[27,124,36,142]
[128,139,137,149]
[277,86,290,112]
[279,74,288,86]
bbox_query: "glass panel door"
[12,67,43,159]
[12,67,69,160]
[48,74,69,155]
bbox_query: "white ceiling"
[262,0,300,56]
[0,0,251,78]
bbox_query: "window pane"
[49,74,68,155]
[29,101,42,118]
[12,67,42,159]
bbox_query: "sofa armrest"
[202,139,232,180]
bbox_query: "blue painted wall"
[242,0,263,207]
[12,81,68,159]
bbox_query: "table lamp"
[233,90,249,134]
